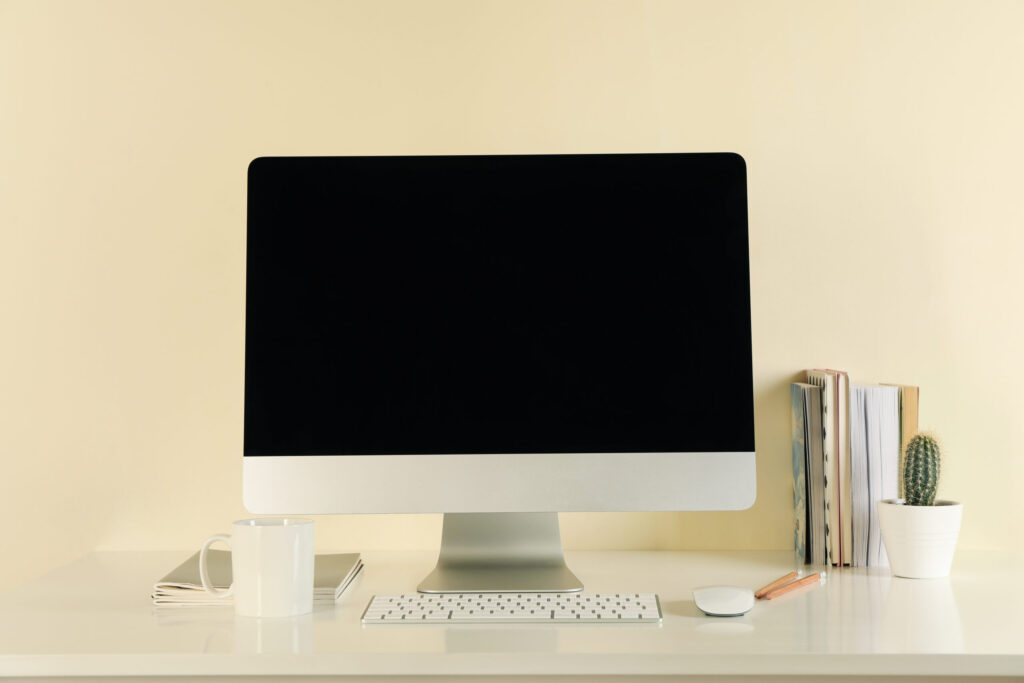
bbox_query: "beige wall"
[2,0,1022,587]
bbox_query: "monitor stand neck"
[417,512,584,593]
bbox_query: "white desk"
[1,550,1022,681]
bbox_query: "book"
[806,369,848,566]
[791,383,808,564]
[804,385,827,566]
[874,387,900,565]
[849,386,869,567]
[849,384,900,566]
[836,371,852,567]
[898,385,920,499]
[794,374,918,568]
[793,382,826,566]
[884,384,919,499]
[151,550,363,607]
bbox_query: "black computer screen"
[244,154,754,456]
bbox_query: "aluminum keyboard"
[362,592,662,623]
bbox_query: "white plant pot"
[878,499,962,579]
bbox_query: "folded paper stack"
[151,550,363,607]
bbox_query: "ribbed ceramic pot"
[878,499,962,579]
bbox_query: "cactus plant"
[903,433,940,506]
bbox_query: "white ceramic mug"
[199,518,314,618]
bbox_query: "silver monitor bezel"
[243,451,755,514]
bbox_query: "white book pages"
[878,387,901,567]
[867,390,884,566]
[849,386,869,567]
[854,384,901,567]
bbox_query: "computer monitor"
[243,153,755,593]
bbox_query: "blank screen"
[244,154,754,455]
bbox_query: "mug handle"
[199,534,234,599]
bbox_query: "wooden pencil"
[754,571,798,599]
[762,572,821,600]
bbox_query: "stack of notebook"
[151,550,363,606]
[792,369,918,567]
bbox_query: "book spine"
[805,385,826,566]
[807,371,839,566]
[792,384,808,564]
[838,372,852,566]
[849,385,868,567]
[900,386,920,500]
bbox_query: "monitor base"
[417,512,584,593]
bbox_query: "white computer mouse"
[692,585,755,617]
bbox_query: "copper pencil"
[754,571,798,599]
[762,572,821,600]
